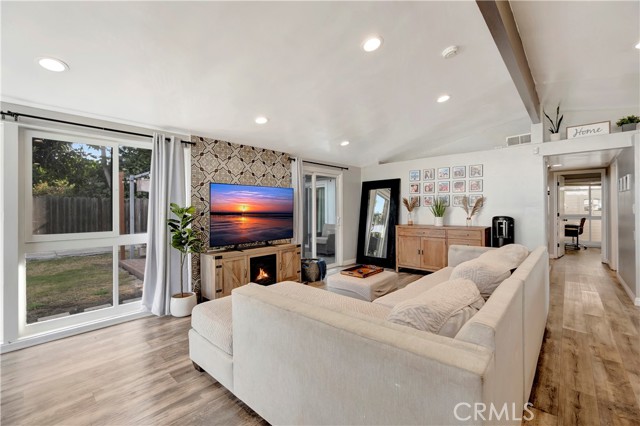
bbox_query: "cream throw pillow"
[478,244,529,270]
[450,259,511,299]
[387,278,484,337]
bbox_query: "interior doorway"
[551,169,606,259]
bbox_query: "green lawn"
[26,253,143,323]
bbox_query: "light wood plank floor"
[1,250,638,425]
[526,248,640,426]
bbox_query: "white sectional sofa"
[189,245,549,425]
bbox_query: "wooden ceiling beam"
[476,0,541,123]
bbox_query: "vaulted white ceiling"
[2,2,638,167]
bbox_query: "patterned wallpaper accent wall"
[190,135,292,293]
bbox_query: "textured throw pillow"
[387,278,484,337]
[478,244,529,270]
[450,258,511,299]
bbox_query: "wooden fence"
[32,196,148,234]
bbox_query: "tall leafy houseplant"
[544,105,564,141]
[167,203,202,316]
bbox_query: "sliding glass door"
[21,129,151,336]
[303,169,341,268]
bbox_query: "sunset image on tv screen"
[209,183,294,247]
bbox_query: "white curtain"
[141,134,187,316]
[291,157,305,245]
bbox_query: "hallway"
[527,249,640,425]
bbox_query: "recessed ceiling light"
[362,36,383,52]
[437,95,451,103]
[255,116,268,124]
[635,42,640,49]
[441,45,459,59]
[37,57,69,72]
[340,141,350,147]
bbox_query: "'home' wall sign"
[566,121,610,140]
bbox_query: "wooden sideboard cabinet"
[396,225,490,272]
[200,243,301,300]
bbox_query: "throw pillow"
[478,244,529,270]
[387,278,485,337]
[450,258,511,299]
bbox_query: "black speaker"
[492,216,514,247]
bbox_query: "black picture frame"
[356,178,400,269]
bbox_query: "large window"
[22,129,151,333]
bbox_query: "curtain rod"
[1,110,196,146]
[292,158,349,171]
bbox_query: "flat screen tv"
[209,183,294,247]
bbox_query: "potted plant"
[430,198,447,227]
[544,105,564,141]
[402,197,419,225]
[460,196,485,227]
[167,203,203,317]
[616,115,640,132]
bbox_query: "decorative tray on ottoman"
[340,265,384,279]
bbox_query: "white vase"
[170,292,197,317]
[549,133,561,141]
[434,217,444,227]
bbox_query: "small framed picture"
[438,181,450,193]
[423,195,434,207]
[452,195,466,207]
[409,170,421,182]
[438,194,450,207]
[438,167,450,179]
[409,183,420,194]
[410,196,420,207]
[469,195,484,206]
[452,166,466,178]
[469,164,483,178]
[469,179,483,192]
[423,182,435,193]
[452,180,466,193]
[423,168,435,180]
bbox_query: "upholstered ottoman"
[326,270,398,301]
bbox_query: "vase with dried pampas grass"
[402,197,419,225]
[461,196,485,226]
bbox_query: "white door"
[556,175,566,258]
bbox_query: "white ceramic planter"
[170,292,197,317]
[549,133,561,141]
[434,217,444,227]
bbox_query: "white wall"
[362,144,548,250]
[341,166,362,263]
[615,145,636,299]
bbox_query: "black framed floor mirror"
[356,179,400,269]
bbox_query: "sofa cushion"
[387,278,484,337]
[373,267,453,308]
[266,281,391,320]
[191,297,233,355]
[450,259,511,299]
[478,243,529,270]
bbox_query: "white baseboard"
[0,311,151,353]
[616,272,638,306]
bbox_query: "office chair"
[565,218,587,250]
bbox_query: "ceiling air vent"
[506,133,532,147]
